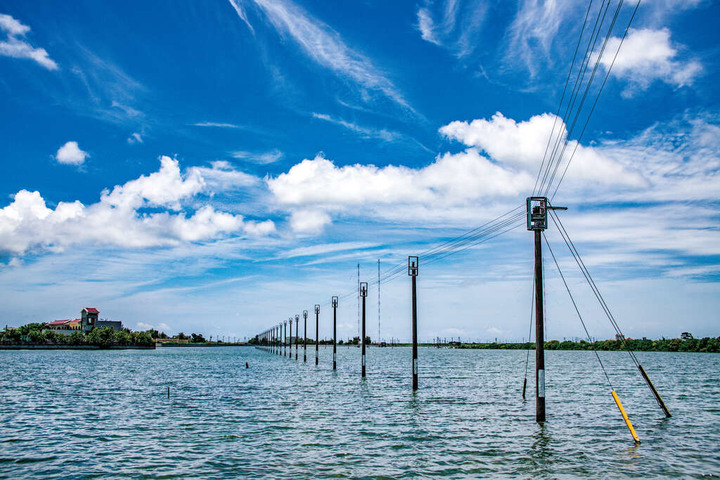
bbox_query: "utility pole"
[315,304,320,365]
[303,310,308,362]
[332,296,338,370]
[409,256,419,390]
[295,314,299,361]
[527,196,566,423]
[360,282,368,378]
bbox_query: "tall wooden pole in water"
[332,296,338,370]
[303,310,308,362]
[534,227,545,423]
[360,282,368,378]
[409,256,419,390]
[315,304,320,365]
[527,197,559,423]
[295,314,299,361]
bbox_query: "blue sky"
[1,0,718,342]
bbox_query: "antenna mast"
[378,259,381,343]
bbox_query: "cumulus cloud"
[0,14,58,70]
[267,111,644,222]
[439,112,646,188]
[0,156,274,256]
[55,141,89,165]
[289,209,332,234]
[591,28,702,95]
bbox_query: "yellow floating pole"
[611,390,640,444]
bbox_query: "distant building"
[81,308,99,333]
[45,308,123,335]
[45,318,82,335]
[96,320,123,331]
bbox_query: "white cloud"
[312,113,399,142]
[267,154,525,209]
[417,7,440,45]
[192,121,242,128]
[232,150,283,164]
[415,0,488,58]
[228,0,410,110]
[127,132,143,144]
[190,160,259,191]
[0,156,274,256]
[279,241,378,259]
[591,28,702,95]
[289,209,331,234]
[0,14,58,70]
[55,141,89,165]
[265,112,647,228]
[439,112,646,188]
[505,0,574,76]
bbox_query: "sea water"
[1,346,718,478]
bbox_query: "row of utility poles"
[254,196,668,443]
[254,198,555,419]
[255,256,421,390]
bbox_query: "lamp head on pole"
[332,296,338,308]
[314,304,320,314]
[303,310,308,319]
[360,282,368,297]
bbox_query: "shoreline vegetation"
[1,324,155,349]
[400,336,720,353]
[254,335,720,353]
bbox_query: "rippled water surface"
[1,346,719,478]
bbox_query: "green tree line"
[454,337,720,353]
[1,324,154,348]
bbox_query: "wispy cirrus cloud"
[227,0,411,111]
[192,121,243,129]
[0,13,58,70]
[416,0,489,58]
[232,149,284,164]
[312,113,399,142]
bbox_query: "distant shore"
[0,344,155,350]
